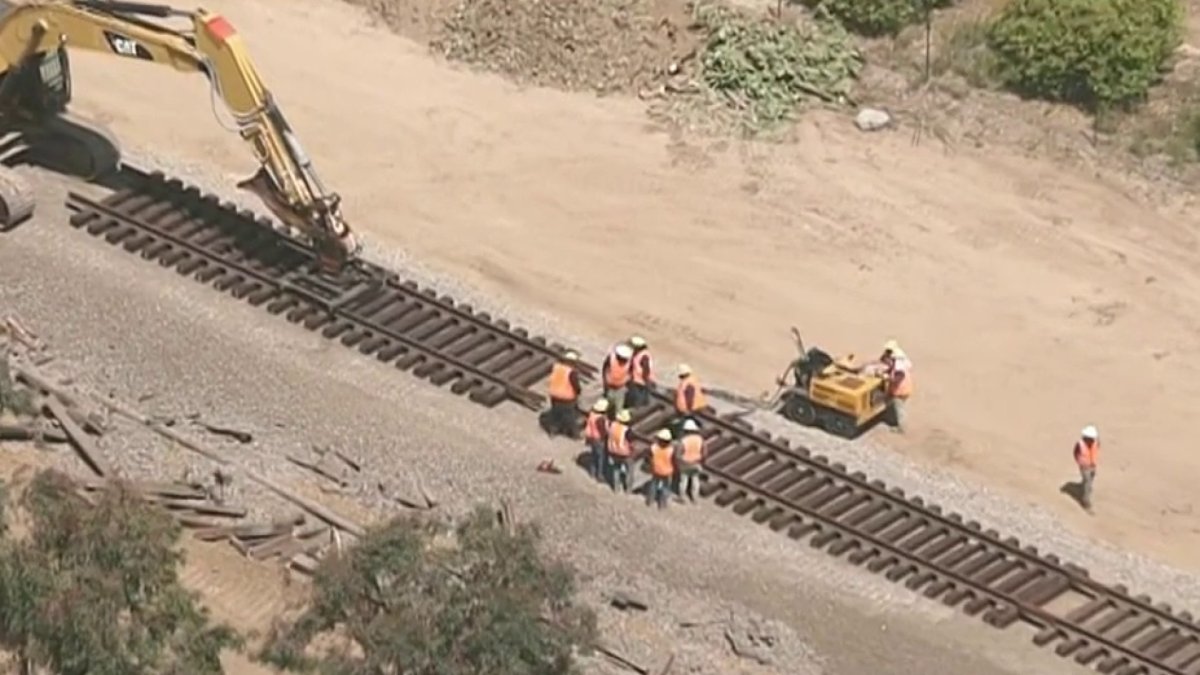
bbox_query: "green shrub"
[696,3,863,130]
[987,0,1184,110]
[799,0,954,37]
[0,471,240,674]
[261,506,596,674]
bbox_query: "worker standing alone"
[1074,426,1100,512]
[602,343,634,414]
[583,399,610,482]
[647,429,676,510]
[870,340,913,434]
[607,409,635,493]
[677,419,706,503]
[627,336,655,408]
[545,351,582,438]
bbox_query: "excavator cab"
[775,328,889,439]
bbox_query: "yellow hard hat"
[677,363,692,377]
[616,409,632,423]
[629,335,647,349]
[655,428,672,441]
[592,398,610,412]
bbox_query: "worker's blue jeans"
[608,455,631,492]
[647,475,671,509]
[588,440,607,481]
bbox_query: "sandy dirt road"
[59,0,1200,573]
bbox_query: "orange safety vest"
[631,350,653,385]
[584,411,607,442]
[675,375,708,413]
[608,422,632,457]
[650,442,675,478]
[887,357,913,398]
[605,351,631,388]
[1074,439,1099,469]
[680,433,704,464]
[548,362,577,401]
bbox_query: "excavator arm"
[0,0,360,272]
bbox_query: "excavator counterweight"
[0,0,359,272]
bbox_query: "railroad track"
[60,165,1199,675]
[65,166,594,410]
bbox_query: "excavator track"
[20,113,122,181]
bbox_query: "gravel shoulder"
[0,163,1077,674]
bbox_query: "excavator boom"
[0,0,359,272]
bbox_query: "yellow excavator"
[0,0,360,272]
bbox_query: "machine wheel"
[781,393,818,426]
[0,166,35,230]
[819,411,859,440]
[22,113,121,181]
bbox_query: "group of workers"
[545,335,710,508]
[545,332,1103,513]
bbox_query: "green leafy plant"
[798,0,954,37]
[987,0,1183,110]
[261,506,597,674]
[0,470,240,674]
[695,3,863,131]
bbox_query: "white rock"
[854,107,892,132]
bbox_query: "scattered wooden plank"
[173,514,227,529]
[246,531,299,561]
[198,422,253,444]
[246,471,365,538]
[192,526,236,542]
[0,424,67,443]
[288,552,322,575]
[331,449,361,473]
[269,530,332,561]
[81,479,206,500]
[44,397,112,477]
[231,518,303,542]
[13,364,105,434]
[286,454,347,486]
[149,497,246,518]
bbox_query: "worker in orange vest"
[544,350,582,438]
[602,343,634,414]
[583,398,610,482]
[647,428,676,510]
[674,363,708,431]
[868,340,913,433]
[677,418,706,503]
[1073,425,1100,512]
[607,408,635,493]
[627,335,655,408]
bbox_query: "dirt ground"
[61,0,1200,581]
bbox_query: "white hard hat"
[682,419,700,432]
[1081,425,1098,440]
[616,409,631,423]
[615,344,633,359]
[592,398,609,412]
[563,350,579,361]
[629,335,647,348]
[883,339,901,353]
[677,363,692,377]
[655,428,672,441]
